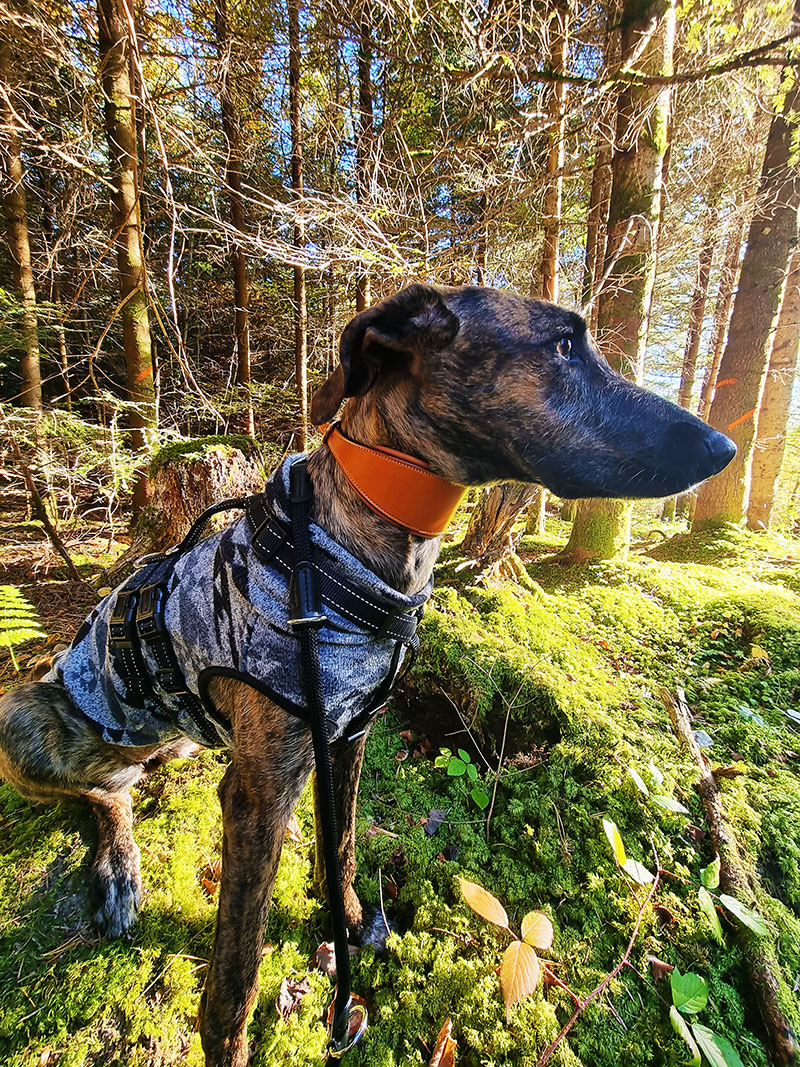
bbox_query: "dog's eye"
[556,337,572,358]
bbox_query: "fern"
[0,585,47,671]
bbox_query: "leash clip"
[327,994,368,1058]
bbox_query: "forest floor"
[2,495,800,1067]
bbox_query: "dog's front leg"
[199,683,313,1067]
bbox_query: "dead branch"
[536,860,660,1067]
[661,687,798,1067]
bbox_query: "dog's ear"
[310,284,459,425]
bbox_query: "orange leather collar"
[324,424,467,539]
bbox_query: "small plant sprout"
[670,969,746,1067]
[457,876,554,1020]
[435,747,491,810]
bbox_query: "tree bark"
[288,0,307,449]
[537,4,568,302]
[96,0,157,513]
[565,0,675,562]
[355,2,374,312]
[694,9,800,528]
[0,42,43,411]
[214,0,254,437]
[746,244,800,530]
[462,483,537,563]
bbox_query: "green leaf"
[603,819,627,866]
[447,758,467,777]
[700,857,720,890]
[670,1006,702,1066]
[652,794,690,815]
[691,1024,746,1067]
[457,748,471,764]
[670,969,708,1015]
[467,762,478,781]
[719,894,769,935]
[648,759,664,787]
[470,786,490,810]
[622,858,655,884]
[698,887,724,944]
[628,766,649,795]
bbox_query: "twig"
[536,861,660,1067]
[662,687,798,1067]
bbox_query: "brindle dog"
[0,284,734,1066]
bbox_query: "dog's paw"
[90,844,142,938]
[355,905,398,953]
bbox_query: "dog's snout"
[661,420,736,481]
[703,428,737,473]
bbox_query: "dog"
[0,284,735,1067]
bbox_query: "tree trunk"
[462,483,537,563]
[214,0,254,437]
[0,42,42,411]
[677,205,718,409]
[746,244,800,530]
[96,0,157,513]
[525,487,548,536]
[288,0,307,449]
[537,4,568,302]
[698,211,747,421]
[694,11,800,528]
[582,136,613,332]
[564,0,675,562]
[355,2,374,312]
[581,2,619,331]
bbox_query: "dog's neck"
[306,405,446,595]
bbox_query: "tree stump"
[108,436,264,582]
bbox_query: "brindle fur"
[0,284,735,1067]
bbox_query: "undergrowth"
[2,522,800,1065]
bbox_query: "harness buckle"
[155,667,190,695]
[136,584,166,641]
[109,590,138,649]
[288,562,327,631]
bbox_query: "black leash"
[288,459,367,1058]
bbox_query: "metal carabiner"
[327,994,368,1059]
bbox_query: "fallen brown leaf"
[429,1017,457,1066]
[647,955,674,981]
[276,976,312,1019]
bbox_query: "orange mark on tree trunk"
[727,408,757,431]
[134,366,153,382]
[715,378,737,388]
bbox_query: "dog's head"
[311,283,735,499]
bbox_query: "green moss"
[4,527,800,1065]
[148,435,258,478]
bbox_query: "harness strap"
[288,459,367,1057]
[246,494,421,642]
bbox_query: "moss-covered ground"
[2,514,800,1066]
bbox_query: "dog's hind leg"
[0,681,188,936]
[199,678,314,1067]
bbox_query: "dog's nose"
[703,429,737,474]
